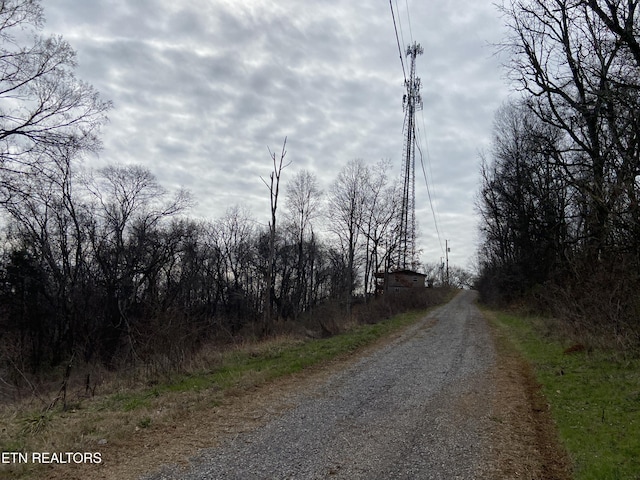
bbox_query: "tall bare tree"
[84,164,190,362]
[261,137,289,329]
[0,144,91,366]
[477,100,568,302]
[357,159,399,297]
[327,159,369,310]
[285,169,321,314]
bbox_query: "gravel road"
[145,289,496,479]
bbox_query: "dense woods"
[477,0,640,347]
[0,147,432,381]
[0,149,412,379]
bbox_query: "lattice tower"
[397,42,423,270]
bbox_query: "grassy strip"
[1,307,432,479]
[102,308,427,409]
[489,311,640,480]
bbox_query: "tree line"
[0,154,413,374]
[0,1,435,378]
[477,0,640,345]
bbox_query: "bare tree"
[582,0,640,68]
[214,205,259,330]
[357,159,399,297]
[260,137,289,329]
[84,164,190,362]
[500,0,640,256]
[0,0,110,184]
[284,169,321,314]
[0,144,91,367]
[476,100,568,302]
[0,0,110,369]
[327,159,369,310]
[286,170,321,244]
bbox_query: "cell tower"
[397,41,423,270]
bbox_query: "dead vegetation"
[0,288,451,479]
[480,310,573,480]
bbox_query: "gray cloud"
[44,0,510,268]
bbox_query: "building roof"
[375,269,427,278]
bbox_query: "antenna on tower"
[397,41,423,271]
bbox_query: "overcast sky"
[43,0,512,270]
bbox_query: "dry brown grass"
[0,334,312,479]
[0,288,453,479]
[479,310,573,480]
[0,317,421,480]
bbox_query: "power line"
[404,0,414,44]
[416,126,445,257]
[419,108,444,246]
[394,0,407,59]
[389,0,407,83]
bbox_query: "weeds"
[19,411,52,436]
[136,417,151,429]
[0,289,448,479]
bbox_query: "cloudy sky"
[43,0,512,270]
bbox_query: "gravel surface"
[144,289,496,480]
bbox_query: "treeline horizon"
[476,0,640,349]
[0,153,431,373]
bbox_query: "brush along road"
[145,290,502,479]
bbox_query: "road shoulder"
[479,309,573,479]
[40,318,421,480]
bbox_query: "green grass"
[490,311,640,480]
[132,309,426,400]
[0,303,441,480]
[88,308,428,418]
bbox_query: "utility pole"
[397,41,423,271]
